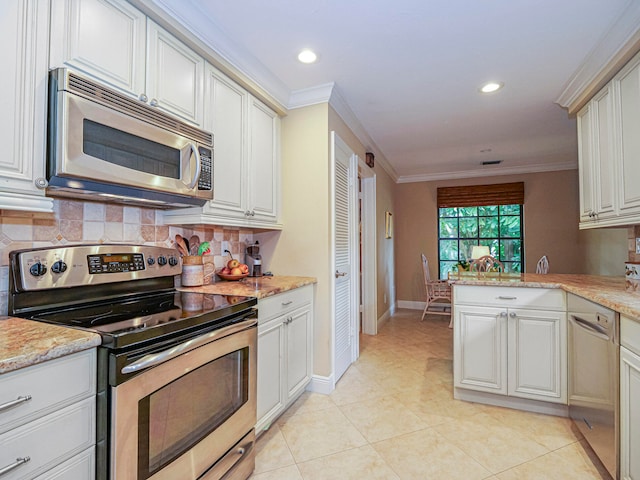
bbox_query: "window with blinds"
[437,182,524,278]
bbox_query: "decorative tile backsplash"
[630,226,640,263]
[0,199,254,315]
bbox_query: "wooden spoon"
[189,235,200,256]
[175,234,188,256]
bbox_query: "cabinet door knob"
[149,98,159,107]
[34,177,48,189]
[138,93,148,102]
[509,312,517,318]
[499,312,508,317]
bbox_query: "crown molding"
[396,160,577,184]
[555,0,640,115]
[288,83,335,109]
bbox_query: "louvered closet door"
[332,132,358,383]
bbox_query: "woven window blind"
[437,182,524,207]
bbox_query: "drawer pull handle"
[281,301,293,306]
[0,395,32,413]
[497,296,517,300]
[0,456,30,476]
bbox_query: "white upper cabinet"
[578,49,640,228]
[50,0,204,126]
[163,65,281,228]
[577,85,616,225]
[615,53,640,217]
[0,0,54,212]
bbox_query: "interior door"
[331,132,359,383]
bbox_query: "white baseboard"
[307,373,335,395]
[377,305,393,330]
[397,300,451,311]
[454,387,569,417]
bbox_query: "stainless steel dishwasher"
[568,293,619,479]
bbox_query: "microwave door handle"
[186,143,201,190]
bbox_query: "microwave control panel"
[198,147,212,191]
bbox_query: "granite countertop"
[0,275,315,376]
[0,317,101,374]
[449,272,640,320]
[177,275,317,299]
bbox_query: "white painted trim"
[454,387,569,417]
[396,161,577,184]
[0,193,53,213]
[358,158,378,336]
[377,306,393,331]
[556,0,640,110]
[307,374,335,395]
[398,300,451,311]
[288,83,335,109]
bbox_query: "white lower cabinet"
[256,286,313,434]
[454,286,567,406]
[0,349,96,480]
[621,315,640,480]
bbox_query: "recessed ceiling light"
[479,82,504,94]
[298,49,317,64]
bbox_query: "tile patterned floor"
[249,309,612,480]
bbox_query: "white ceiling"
[152,0,633,181]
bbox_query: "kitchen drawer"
[33,447,94,480]
[0,349,96,435]
[621,315,640,356]
[258,285,312,323]
[0,396,95,480]
[454,285,566,310]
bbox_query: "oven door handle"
[121,317,257,375]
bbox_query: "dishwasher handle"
[570,314,610,339]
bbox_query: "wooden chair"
[536,255,549,274]
[421,254,452,324]
[469,255,504,272]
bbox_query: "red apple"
[230,267,243,275]
[239,263,249,274]
[221,267,231,275]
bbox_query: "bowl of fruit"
[217,257,249,281]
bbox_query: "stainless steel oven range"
[8,244,257,480]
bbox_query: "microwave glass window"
[137,348,249,479]
[83,120,180,179]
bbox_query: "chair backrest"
[421,253,431,283]
[470,255,504,272]
[536,255,549,274]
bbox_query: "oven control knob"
[51,260,67,274]
[168,256,178,267]
[29,261,47,277]
[147,257,155,266]
[157,255,167,266]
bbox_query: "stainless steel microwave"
[46,68,213,208]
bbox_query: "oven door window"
[83,119,180,179]
[137,347,249,479]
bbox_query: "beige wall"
[579,227,628,275]
[263,104,332,376]
[394,169,590,303]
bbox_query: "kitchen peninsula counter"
[178,275,317,299]
[449,272,640,320]
[0,317,101,374]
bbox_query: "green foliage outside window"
[438,205,523,279]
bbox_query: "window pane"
[460,240,477,261]
[478,205,498,216]
[479,217,498,238]
[499,216,521,238]
[486,239,500,257]
[501,239,522,261]
[439,207,458,217]
[459,218,478,238]
[439,240,459,261]
[439,218,458,238]
[459,207,478,217]
[500,204,520,215]
[440,261,458,279]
